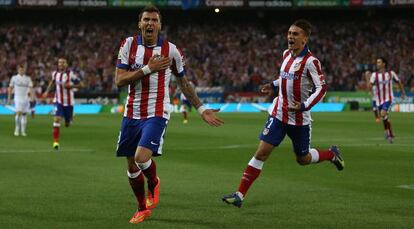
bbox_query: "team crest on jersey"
[262,128,269,135]
[293,61,302,71]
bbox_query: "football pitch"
[0,112,413,229]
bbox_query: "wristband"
[142,65,152,75]
[197,105,206,115]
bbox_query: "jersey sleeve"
[28,78,33,87]
[391,71,401,83]
[302,58,327,111]
[369,73,376,85]
[170,45,186,77]
[116,37,133,70]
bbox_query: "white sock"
[309,148,319,163]
[248,157,264,170]
[136,159,152,170]
[15,115,20,133]
[21,115,27,133]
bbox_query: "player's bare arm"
[42,79,55,99]
[115,55,170,87]
[176,76,224,127]
[7,86,13,104]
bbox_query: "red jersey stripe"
[139,47,153,119]
[155,40,169,117]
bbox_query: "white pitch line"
[397,185,414,190]
[0,149,94,154]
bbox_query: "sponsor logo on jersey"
[280,71,299,80]
[130,63,146,70]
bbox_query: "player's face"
[287,25,308,52]
[58,59,68,71]
[376,59,385,70]
[17,67,26,75]
[139,12,161,45]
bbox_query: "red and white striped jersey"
[370,70,400,105]
[268,47,327,126]
[116,35,185,120]
[52,70,79,106]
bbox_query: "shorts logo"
[150,141,159,146]
[262,128,269,135]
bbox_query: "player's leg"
[52,104,63,149]
[180,102,188,123]
[14,111,22,136]
[372,101,380,122]
[223,116,284,208]
[136,117,168,209]
[379,102,394,142]
[288,124,344,170]
[20,100,30,136]
[126,156,151,224]
[116,117,151,224]
[63,105,74,127]
[20,113,28,136]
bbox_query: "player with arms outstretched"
[114,5,223,224]
[7,64,35,136]
[369,57,406,143]
[43,58,84,149]
[222,19,344,208]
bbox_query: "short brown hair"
[292,19,312,37]
[139,4,162,22]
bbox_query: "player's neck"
[143,37,157,47]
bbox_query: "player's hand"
[64,83,72,89]
[260,84,272,95]
[148,55,171,73]
[6,99,11,105]
[288,101,302,112]
[201,109,224,127]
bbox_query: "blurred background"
[1,0,413,113]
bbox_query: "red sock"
[128,172,146,211]
[318,149,335,162]
[142,160,158,190]
[238,165,261,197]
[53,124,60,142]
[387,121,394,137]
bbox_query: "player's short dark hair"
[139,4,162,23]
[292,19,312,37]
[378,57,388,68]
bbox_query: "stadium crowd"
[1,19,413,97]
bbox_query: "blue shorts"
[378,101,391,112]
[116,117,168,157]
[259,116,310,156]
[54,103,73,123]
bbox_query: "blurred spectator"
[0,19,413,95]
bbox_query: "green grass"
[1,112,414,229]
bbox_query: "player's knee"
[296,156,310,166]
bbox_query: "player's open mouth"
[145,28,154,35]
[288,40,295,45]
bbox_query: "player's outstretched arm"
[115,55,170,87]
[176,76,224,127]
[42,79,55,99]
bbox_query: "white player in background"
[7,64,35,136]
